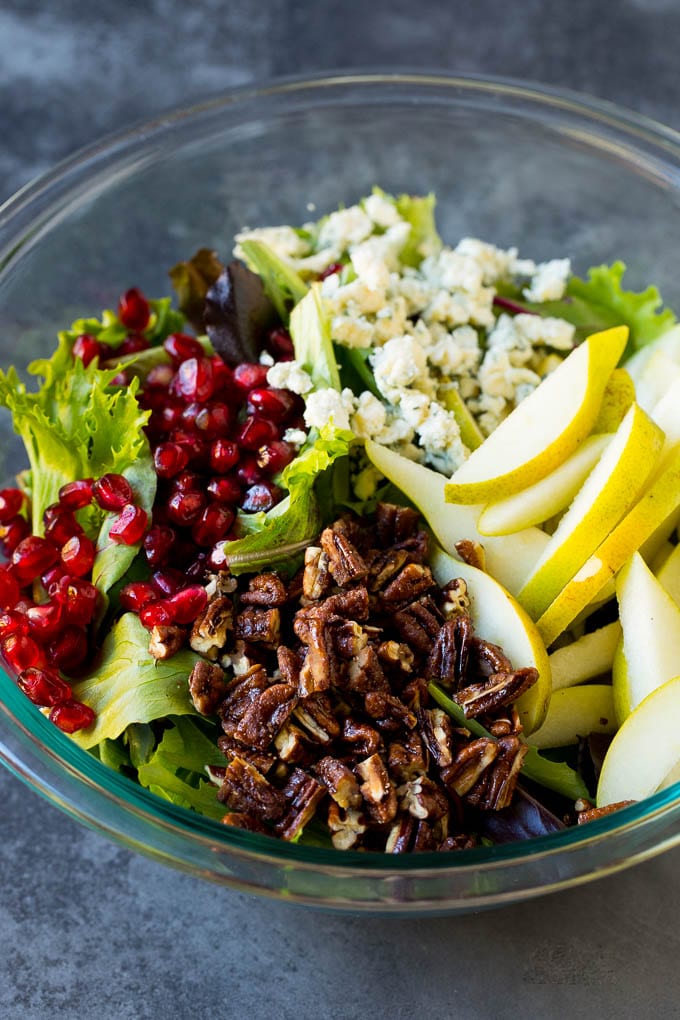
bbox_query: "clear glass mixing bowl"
[1,72,680,914]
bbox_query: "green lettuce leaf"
[60,296,185,354]
[71,613,199,749]
[136,716,225,820]
[238,239,309,322]
[428,683,589,801]
[168,248,225,330]
[333,344,380,398]
[394,191,441,266]
[289,284,341,391]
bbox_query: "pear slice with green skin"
[517,403,664,621]
[528,685,616,750]
[624,323,680,386]
[478,433,611,536]
[549,622,621,691]
[612,552,680,724]
[444,326,628,505]
[428,545,551,734]
[634,348,680,414]
[440,387,484,450]
[364,439,549,596]
[655,542,680,609]
[536,445,680,647]
[597,675,680,806]
[592,368,635,433]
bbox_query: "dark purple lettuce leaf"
[475,785,565,844]
[168,248,225,331]
[204,261,278,365]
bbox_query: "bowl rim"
[2,68,680,880]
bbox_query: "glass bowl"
[1,71,680,914]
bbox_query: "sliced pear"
[650,540,675,575]
[656,543,680,609]
[612,552,680,723]
[478,433,610,536]
[444,326,628,504]
[364,440,549,595]
[441,387,484,450]
[634,348,680,413]
[517,403,663,620]
[597,675,680,806]
[624,323,680,386]
[549,622,621,691]
[428,545,551,733]
[650,378,680,455]
[528,685,616,750]
[592,368,635,432]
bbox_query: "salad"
[0,188,679,852]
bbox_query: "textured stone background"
[2,1,680,1017]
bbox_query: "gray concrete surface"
[2,1,680,1017]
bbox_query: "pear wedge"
[444,326,628,504]
[441,387,484,450]
[528,685,616,750]
[624,323,680,386]
[428,545,551,733]
[656,543,680,609]
[592,368,635,433]
[518,403,663,620]
[549,622,621,691]
[597,676,680,806]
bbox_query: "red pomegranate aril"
[0,610,30,638]
[72,334,103,367]
[157,402,185,431]
[49,699,95,733]
[0,567,20,610]
[41,564,67,590]
[237,416,279,451]
[18,666,72,707]
[209,356,232,394]
[166,490,206,527]
[146,363,175,389]
[44,505,83,545]
[109,504,149,545]
[185,553,207,581]
[11,536,60,584]
[151,568,185,597]
[165,585,208,625]
[232,363,269,394]
[49,577,99,627]
[172,356,215,403]
[207,475,242,505]
[317,262,344,282]
[257,440,295,475]
[2,633,45,673]
[163,332,204,365]
[49,626,88,672]
[118,333,151,356]
[247,387,296,423]
[0,488,24,523]
[118,287,150,332]
[194,402,231,437]
[25,601,65,641]
[210,439,240,474]
[58,478,94,510]
[120,581,157,613]
[266,327,295,357]
[154,442,190,479]
[139,600,173,629]
[191,505,234,547]
[143,524,176,567]
[241,481,283,513]
[169,433,209,470]
[0,515,31,554]
[170,469,204,494]
[93,473,134,511]
[236,455,265,487]
[60,534,96,577]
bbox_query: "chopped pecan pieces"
[466,735,527,811]
[190,596,233,659]
[377,640,414,674]
[376,503,420,546]
[454,539,486,571]
[239,572,288,607]
[393,596,442,653]
[369,548,409,591]
[426,615,472,688]
[188,660,228,715]
[364,691,417,732]
[398,776,449,821]
[276,645,301,686]
[327,803,367,850]
[320,525,369,587]
[315,756,362,809]
[385,814,416,854]
[455,667,538,718]
[217,756,286,821]
[274,768,326,840]
[148,624,186,661]
[235,683,298,750]
[355,753,397,824]
[330,619,368,659]
[440,578,470,618]
[381,563,436,605]
[341,718,382,758]
[441,737,499,797]
[418,708,454,768]
[576,800,636,824]
[388,731,428,782]
[274,723,313,765]
[346,645,390,695]
[293,693,341,743]
[234,606,281,647]
[302,547,333,601]
[221,812,269,834]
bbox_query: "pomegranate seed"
[118,333,151,356]
[195,402,231,437]
[143,525,176,567]
[120,581,157,613]
[60,534,96,577]
[232,363,269,393]
[170,469,204,493]
[241,482,283,513]
[146,363,175,388]
[207,475,242,504]
[0,516,31,555]
[18,666,72,707]
[93,473,134,511]
[139,600,173,629]
[2,633,45,673]
[48,626,88,672]
[154,442,190,479]
[207,542,229,571]
[247,387,296,422]
[166,490,206,527]
[257,440,295,474]
[151,569,184,597]
[191,505,235,547]
[49,577,99,627]
[185,553,208,581]
[58,478,94,510]
[25,601,65,641]
[209,356,232,394]
[11,536,60,585]
[163,333,204,364]
[317,263,344,282]
[0,567,20,610]
[210,439,240,474]
[49,699,95,733]
[0,488,24,523]
[0,610,30,638]
[72,334,103,367]
[266,326,295,357]
[237,416,279,451]
[109,504,148,545]
[41,564,67,590]
[172,357,215,403]
[44,505,83,545]
[165,585,208,625]
[118,287,150,332]
[236,456,265,487]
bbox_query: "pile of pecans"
[187,504,539,853]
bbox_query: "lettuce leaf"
[289,284,341,391]
[168,248,225,330]
[238,239,309,322]
[60,296,185,354]
[70,613,199,749]
[136,716,225,820]
[394,191,441,266]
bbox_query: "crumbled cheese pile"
[236,192,575,476]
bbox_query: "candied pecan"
[341,718,382,758]
[219,667,269,722]
[221,812,269,834]
[216,756,286,821]
[239,572,288,607]
[377,640,414,674]
[466,735,527,811]
[441,737,499,797]
[274,723,314,765]
[471,636,513,676]
[188,660,228,715]
[393,596,442,653]
[454,539,486,571]
[385,814,416,853]
[426,614,473,688]
[576,800,636,824]
[487,706,523,737]
[315,755,362,809]
[294,604,341,695]
[274,768,327,840]
[234,606,281,647]
[190,596,233,659]
[455,667,538,718]
[418,708,454,768]
[302,546,333,601]
[148,624,186,660]
[330,619,368,659]
[440,578,471,618]
[369,548,409,591]
[398,776,449,821]
[320,525,369,587]
[217,734,276,775]
[347,645,390,695]
[376,503,420,545]
[388,730,428,782]
[400,676,430,712]
[411,819,439,852]
[235,683,298,750]
[277,645,301,686]
[324,586,370,620]
[381,563,436,607]
[205,764,228,785]
[364,690,417,732]
[355,753,397,825]
[439,833,477,852]
[293,692,341,743]
[327,803,367,850]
